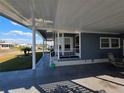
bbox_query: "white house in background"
[0,42,14,49]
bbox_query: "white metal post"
[45,40,47,51]
[55,32,57,56]
[79,32,81,59]
[31,0,36,70]
[57,32,60,59]
[43,39,44,55]
[62,33,64,56]
[53,32,55,51]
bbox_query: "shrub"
[20,47,31,55]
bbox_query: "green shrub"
[20,47,31,55]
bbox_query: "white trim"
[54,58,109,66]
[79,32,81,58]
[100,37,110,49]
[31,0,36,70]
[62,33,64,55]
[46,29,120,34]
[111,37,120,48]
[100,37,120,49]
[70,37,73,52]
[75,35,79,47]
[43,39,44,55]
[56,37,73,52]
[75,34,79,56]
[57,32,60,59]
[81,31,120,34]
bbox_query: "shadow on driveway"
[0,54,124,93]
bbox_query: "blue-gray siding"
[81,33,123,60]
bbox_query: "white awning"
[1,0,124,33]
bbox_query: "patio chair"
[107,53,124,68]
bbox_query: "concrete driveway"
[0,53,124,93]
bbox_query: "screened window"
[100,38,109,48]
[64,38,71,51]
[100,37,120,49]
[111,38,120,48]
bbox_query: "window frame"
[100,37,120,49]
[111,38,120,48]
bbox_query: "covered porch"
[47,32,81,59]
[1,0,124,93]
[1,0,124,68]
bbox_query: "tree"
[21,47,31,55]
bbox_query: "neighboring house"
[47,32,124,66]
[0,42,14,49]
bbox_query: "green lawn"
[0,52,42,72]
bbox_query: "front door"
[56,37,73,56]
[64,37,73,52]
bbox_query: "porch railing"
[55,48,79,58]
[49,51,56,66]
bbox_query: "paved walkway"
[0,53,124,93]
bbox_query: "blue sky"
[0,16,43,44]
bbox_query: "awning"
[1,0,124,33]
[37,30,47,39]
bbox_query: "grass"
[0,52,42,72]
[0,49,8,53]
[0,48,18,53]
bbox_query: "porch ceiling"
[1,0,124,33]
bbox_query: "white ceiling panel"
[1,0,124,33]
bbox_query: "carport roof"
[1,0,124,33]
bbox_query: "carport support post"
[79,32,81,58]
[43,39,44,55]
[31,0,36,70]
[57,32,60,60]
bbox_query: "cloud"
[11,21,21,26]
[5,30,32,37]
[1,38,30,44]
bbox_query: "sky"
[0,16,43,44]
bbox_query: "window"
[100,38,110,48]
[59,45,62,50]
[64,38,71,51]
[111,38,120,48]
[100,37,120,49]
[75,35,79,45]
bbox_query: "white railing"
[49,48,79,65]
[49,51,55,66]
[55,48,79,58]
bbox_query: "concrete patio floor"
[0,53,124,93]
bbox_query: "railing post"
[62,33,64,56]
[43,39,44,55]
[79,32,81,59]
[57,32,60,60]
[49,51,51,66]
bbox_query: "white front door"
[64,37,73,52]
[55,37,73,55]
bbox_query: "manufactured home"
[1,0,124,69]
[47,32,124,66]
[0,43,14,49]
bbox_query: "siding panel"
[81,33,122,60]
